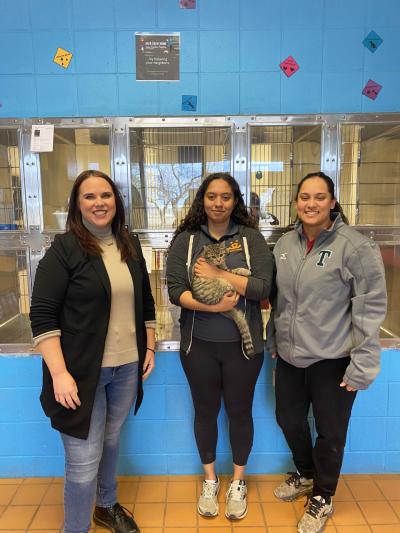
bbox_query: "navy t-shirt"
[192,222,249,342]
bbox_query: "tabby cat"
[191,241,255,358]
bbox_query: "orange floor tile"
[0,474,399,532]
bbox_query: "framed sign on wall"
[135,33,180,81]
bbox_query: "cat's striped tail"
[223,308,255,359]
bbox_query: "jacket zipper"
[288,246,307,362]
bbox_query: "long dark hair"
[170,172,257,246]
[66,170,137,260]
[295,171,349,225]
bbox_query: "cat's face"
[203,243,227,266]
[203,179,235,226]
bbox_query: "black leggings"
[275,356,357,499]
[180,337,264,466]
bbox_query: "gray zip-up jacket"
[167,225,275,355]
[266,215,387,390]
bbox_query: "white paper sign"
[30,125,54,152]
[142,246,153,273]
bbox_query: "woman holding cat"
[167,172,274,521]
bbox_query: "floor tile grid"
[341,474,400,531]
[0,479,40,530]
[0,474,399,531]
[329,474,400,533]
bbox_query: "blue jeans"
[61,362,138,533]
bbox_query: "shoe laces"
[304,496,327,519]
[227,480,246,501]
[201,480,218,499]
[113,502,135,522]
[285,471,303,488]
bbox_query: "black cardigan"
[30,231,155,439]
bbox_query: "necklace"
[98,236,114,246]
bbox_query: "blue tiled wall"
[1,0,400,117]
[0,350,399,476]
[1,0,400,477]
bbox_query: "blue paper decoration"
[182,95,197,111]
[362,31,383,53]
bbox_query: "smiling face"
[295,176,336,235]
[203,178,236,227]
[78,177,116,229]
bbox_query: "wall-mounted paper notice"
[142,246,153,273]
[30,125,54,152]
[136,33,180,81]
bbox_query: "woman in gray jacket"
[167,173,274,521]
[268,172,387,533]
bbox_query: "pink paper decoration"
[180,0,196,8]
[362,79,382,100]
[280,56,299,77]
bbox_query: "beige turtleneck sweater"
[99,237,139,366]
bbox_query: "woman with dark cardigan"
[30,170,156,533]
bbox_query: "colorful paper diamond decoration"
[180,0,196,8]
[362,31,383,53]
[280,56,299,78]
[182,95,197,111]
[53,47,73,69]
[362,79,383,100]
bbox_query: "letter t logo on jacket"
[316,250,332,267]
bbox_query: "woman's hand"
[53,370,81,410]
[194,258,221,279]
[271,351,278,359]
[142,349,155,381]
[339,381,357,392]
[211,291,239,313]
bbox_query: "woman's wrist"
[146,347,155,353]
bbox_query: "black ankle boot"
[93,502,140,533]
